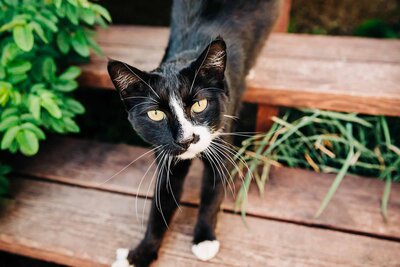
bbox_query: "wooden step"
[11,137,400,240]
[79,26,400,116]
[2,176,400,267]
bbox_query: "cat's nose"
[178,134,200,149]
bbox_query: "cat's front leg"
[192,158,224,261]
[112,157,191,267]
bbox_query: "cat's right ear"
[107,59,148,94]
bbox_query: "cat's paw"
[111,248,134,267]
[191,240,220,261]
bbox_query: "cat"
[108,0,280,266]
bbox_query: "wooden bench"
[2,137,399,266]
[79,25,400,131]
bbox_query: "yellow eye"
[147,110,165,121]
[191,99,208,113]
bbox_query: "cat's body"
[108,1,279,266]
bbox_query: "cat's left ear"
[107,59,149,93]
[191,37,227,80]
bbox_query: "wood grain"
[11,137,400,240]
[1,177,400,267]
[79,26,400,116]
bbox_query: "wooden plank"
[273,0,291,32]
[94,26,400,63]
[255,104,280,132]
[11,137,400,240]
[80,26,400,116]
[1,177,400,267]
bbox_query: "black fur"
[108,1,279,266]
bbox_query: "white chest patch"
[170,96,212,159]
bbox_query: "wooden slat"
[1,177,400,267]
[94,26,400,63]
[80,26,400,116]
[11,137,400,240]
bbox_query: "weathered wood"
[255,104,280,132]
[80,26,400,116]
[11,137,400,240]
[1,177,400,267]
[273,0,291,32]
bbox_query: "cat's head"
[107,38,228,159]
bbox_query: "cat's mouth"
[176,127,213,160]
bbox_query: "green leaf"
[66,3,79,25]
[42,57,57,81]
[41,97,62,118]
[0,65,5,79]
[7,60,32,75]
[30,21,48,43]
[80,8,96,25]
[59,66,81,80]
[54,0,62,8]
[1,43,21,65]
[63,117,79,133]
[1,107,19,120]
[35,14,58,32]
[16,129,39,156]
[56,31,70,54]
[1,125,20,150]
[8,73,28,84]
[71,30,90,57]
[13,25,34,52]
[28,94,41,120]
[20,122,45,140]
[53,80,78,92]
[0,82,12,106]
[0,18,26,32]
[91,3,112,23]
[0,115,20,131]
[65,98,85,114]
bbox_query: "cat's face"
[108,39,228,159]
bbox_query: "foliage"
[354,19,399,39]
[235,109,400,219]
[289,0,399,37]
[0,0,110,191]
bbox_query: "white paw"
[191,240,220,261]
[111,248,133,267]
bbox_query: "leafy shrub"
[235,109,400,218]
[0,0,110,193]
[0,0,110,155]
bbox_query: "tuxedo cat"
[108,1,279,266]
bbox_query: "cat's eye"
[191,99,208,113]
[147,110,165,121]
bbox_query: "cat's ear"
[107,59,149,93]
[191,37,227,80]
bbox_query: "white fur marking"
[192,240,220,261]
[179,125,211,159]
[170,96,214,159]
[170,96,194,140]
[111,248,133,267]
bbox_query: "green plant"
[0,0,110,191]
[235,109,400,219]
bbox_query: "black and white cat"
[108,1,279,266]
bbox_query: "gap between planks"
[9,137,400,242]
